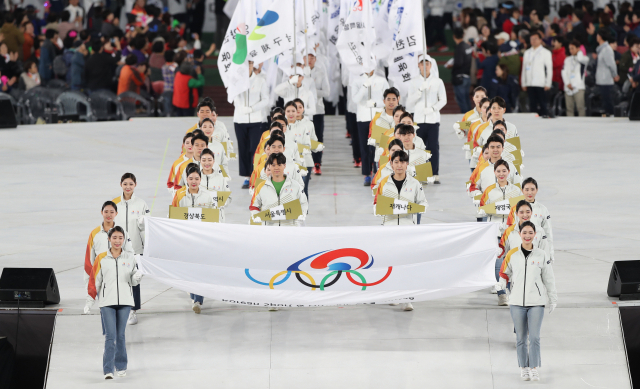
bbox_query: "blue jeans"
[510,305,545,368]
[453,77,471,113]
[100,305,131,375]
[598,85,614,115]
[162,91,174,117]
[190,294,204,304]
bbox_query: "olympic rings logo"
[244,248,393,290]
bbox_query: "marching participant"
[471,97,519,160]
[199,148,232,222]
[501,200,550,258]
[372,139,416,191]
[274,64,318,117]
[233,61,270,190]
[85,201,133,301]
[84,226,143,380]
[346,83,362,168]
[396,124,432,182]
[469,136,522,198]
[465,97,491,168]
[453,86,487,139]
[185,99,232,153]
[367,87,401,145]
[350,66,389,186]
[112,173,149,326]
[307,50,330,175]
[200,118,231,171]
[250,153,309,227]
[167,133,195,194]
[478,159,524,229]
[406,54,447,184]
[499,221,557,382]
[293,98,323,190]
[253,136,305,190]
[173,135,221,190]
[377,114,427,164]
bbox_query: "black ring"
[295,271,342,289]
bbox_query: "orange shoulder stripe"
[87,252,107,299]
[479,184,495,206]
[499,247,520,281]
[374,176,391,205]
[84,226,101,276]
[250,181,267,210]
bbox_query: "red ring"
[346,267,393,286]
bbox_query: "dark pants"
[357,121,374,176]
[417,123,440,175]
[312,114,324,165]
[235,122,264,177]
[302,174,310,202]
[454,77,471,113]
[599,84,615,115]
[190,293,203,304]
[347,112,360,161]
[527,87,549,116]
[426,15,446,47]
[176,107,194,117]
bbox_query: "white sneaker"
[268,307,279,311]
[105,373,114,380]
[192,302,201,314]
[389,303,399,306]
[530,368,539,381]
[520,367,530,381]
[116,370,126,377]
[402,302,414,311]
[490,284,499,294]
[498,294,509,306]
[127,311,138,325]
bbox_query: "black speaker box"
[630,92,640,121]
[0,268,60,307]
[0,99,18,129]
[608,261,640,301]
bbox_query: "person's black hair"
[152,40,164,53]
[388,138,404,151]
[61,10,71,22]
[267,153,287,166]
[551,35,564,46]
[482,143,490,153]
[192,134,209,146]
[597,29,611,42]
[269,121,283,131]
[199,117,214,128]
[530,29,544,40]
[193,49,203,59]
[398,112,413,123]
[272,114,288,125]
[493,119,507,130]
[490,96,507,109]
[186,163,201,177]
[397,124,415,135]
[183,132,195,144]
[390,150,409,163]
[284,101,297,110]
[79,30,90,42]
[522,177,538,189]
[493,159,510,171]
[573,8,584,20]
[474,86,487,96]
[23,59,37,72]
[383,87,400,99]
[270,107,285,119]
[270,129,284,138]
[267,135,285,147]
[516,199,532,212]
[568,39,581,48]
[197,97,215,112]
[164,50,175,62]
[482,40,499,55]
[558,4,573,18]
[63,35,75,49]
[520,220,536,233]
[486,135,504,147]
[108,225,126,239]
[583,0,594,14]
[120,172,137,184]
[393,105,406,116]
[192,129,204,138]
[125,54,138,66]
[132,35,147,50]
[490,129,505,139]
[292,98,305,108]
[453,27,464,40]
[200,148,215,160]
[146,4,161,17]
[479,97,491,108]
[45,29,58,40]
[102,200,118,212]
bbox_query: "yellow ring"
[269,270,317,290]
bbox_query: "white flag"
[217,0,257,103]
[371,0,393,62]
[389,0,425,57]
[336,0,377,74]
[246,0,296,65]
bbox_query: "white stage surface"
[0,114,635,388]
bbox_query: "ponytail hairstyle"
[520,221,537,233]
[393,105,407,116]
[186,163,202,177]
[120,172,137,184]
[270,129,285,138]
[200,148,215,161]
[493,159,510,171]
[388,138,404,151]
[102,200,118,212]
[516,199,532,212]
[108,225,126,239]
[270,107,285,120]
[269,121,283,131]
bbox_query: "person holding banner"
[469,136,522,198]
[112,173,149,326]
[250,153,308,227]
[396,124,432,183]
[454,86,487,140]
[464,97,490,169]
[199,148,232,222]
[253,136,306,191]
[499,221,557,382]
[274,65,318,118]
[233,61,270,190]
[200,119,231,171]
[307,50,330,175]
[478,159,524,231]
[173,135,218,190]
[406,54,447,184]
[351,68,389,186]
[167,133,195,194]
[84,226,143,380]
[372,139,416,191]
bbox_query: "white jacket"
[502,219,551,259]
[375,174,428,225]
[310,62,330,115]
[346,85,357,114]
[233,73,270,123]
[84,224,133,290]
[258,162,305,189]
[200,168,231,223]
[521,45,553,88]
[561,52,589,95]
[479,182,523,226]
[501,247,557,307]
[350,73,390,122]
[470,159,522,196]
[428,0,445,16]
[529,201,554,259]
[274,77,318,117]
[406,74,447,124]
[250,175,309,227]
[112,193,149,255]
[172,187,216,208]
[91,251,141,308]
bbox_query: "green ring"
[320,270,367,291]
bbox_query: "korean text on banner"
[246,0,296,65]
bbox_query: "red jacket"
[502,19,518,35]
[172,72,199,109]
[551,47,566,90]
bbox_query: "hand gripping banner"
[140,217,499,307]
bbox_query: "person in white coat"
[307,51,330,175]
[84,226,143,380]
[499,221,557,382]
[561,39,589,116]
[350,68,389,185]
[521,31,553,117]
[233,61,270,189]
[112,173,148,325]
[406,54,447,184]
[274,64,318,118]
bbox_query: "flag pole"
[293,0,298,98]
[420,3,428,110]
[303,0,310,65]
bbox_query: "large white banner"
[140,217,499,308]
[246,0,296,65]
[336,0,377,74]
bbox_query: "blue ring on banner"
[245,269,291,286]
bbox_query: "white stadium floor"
[0,114,637,388]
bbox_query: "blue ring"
[245,269,291,286]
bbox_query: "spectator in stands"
[148,39,165,82]
[20,59,41,90]
[22,21,36,61]
[86,39,121,94]
[39,29,59,84]
[448,27,472,113]
[44,12,60,33]
[101,9,120,38]
[57,11,75,40]
[627,11,640,38]
[498,41,521,77]
[522,31,553,117]
[1,13,24,59]
[70,41,87,90]
[619,36,640,86]
[130,35,148,64]
[461,8,478,44]
[131,0,149,28]
[550,36,566,91]
[502,7,520,36]
[65,0,85,30]
[477,40,499,91]
[525,9,550,38]
[493,64,519,112]
[161,50,177,116]
[594,29,619,116]
[562,39,589,117]
[426,0,447,51]
[172,60,204,116]
[214,0,230,54]
[117,54,146,95]
[567,9,589,47]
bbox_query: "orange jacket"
[117,65,145,95]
